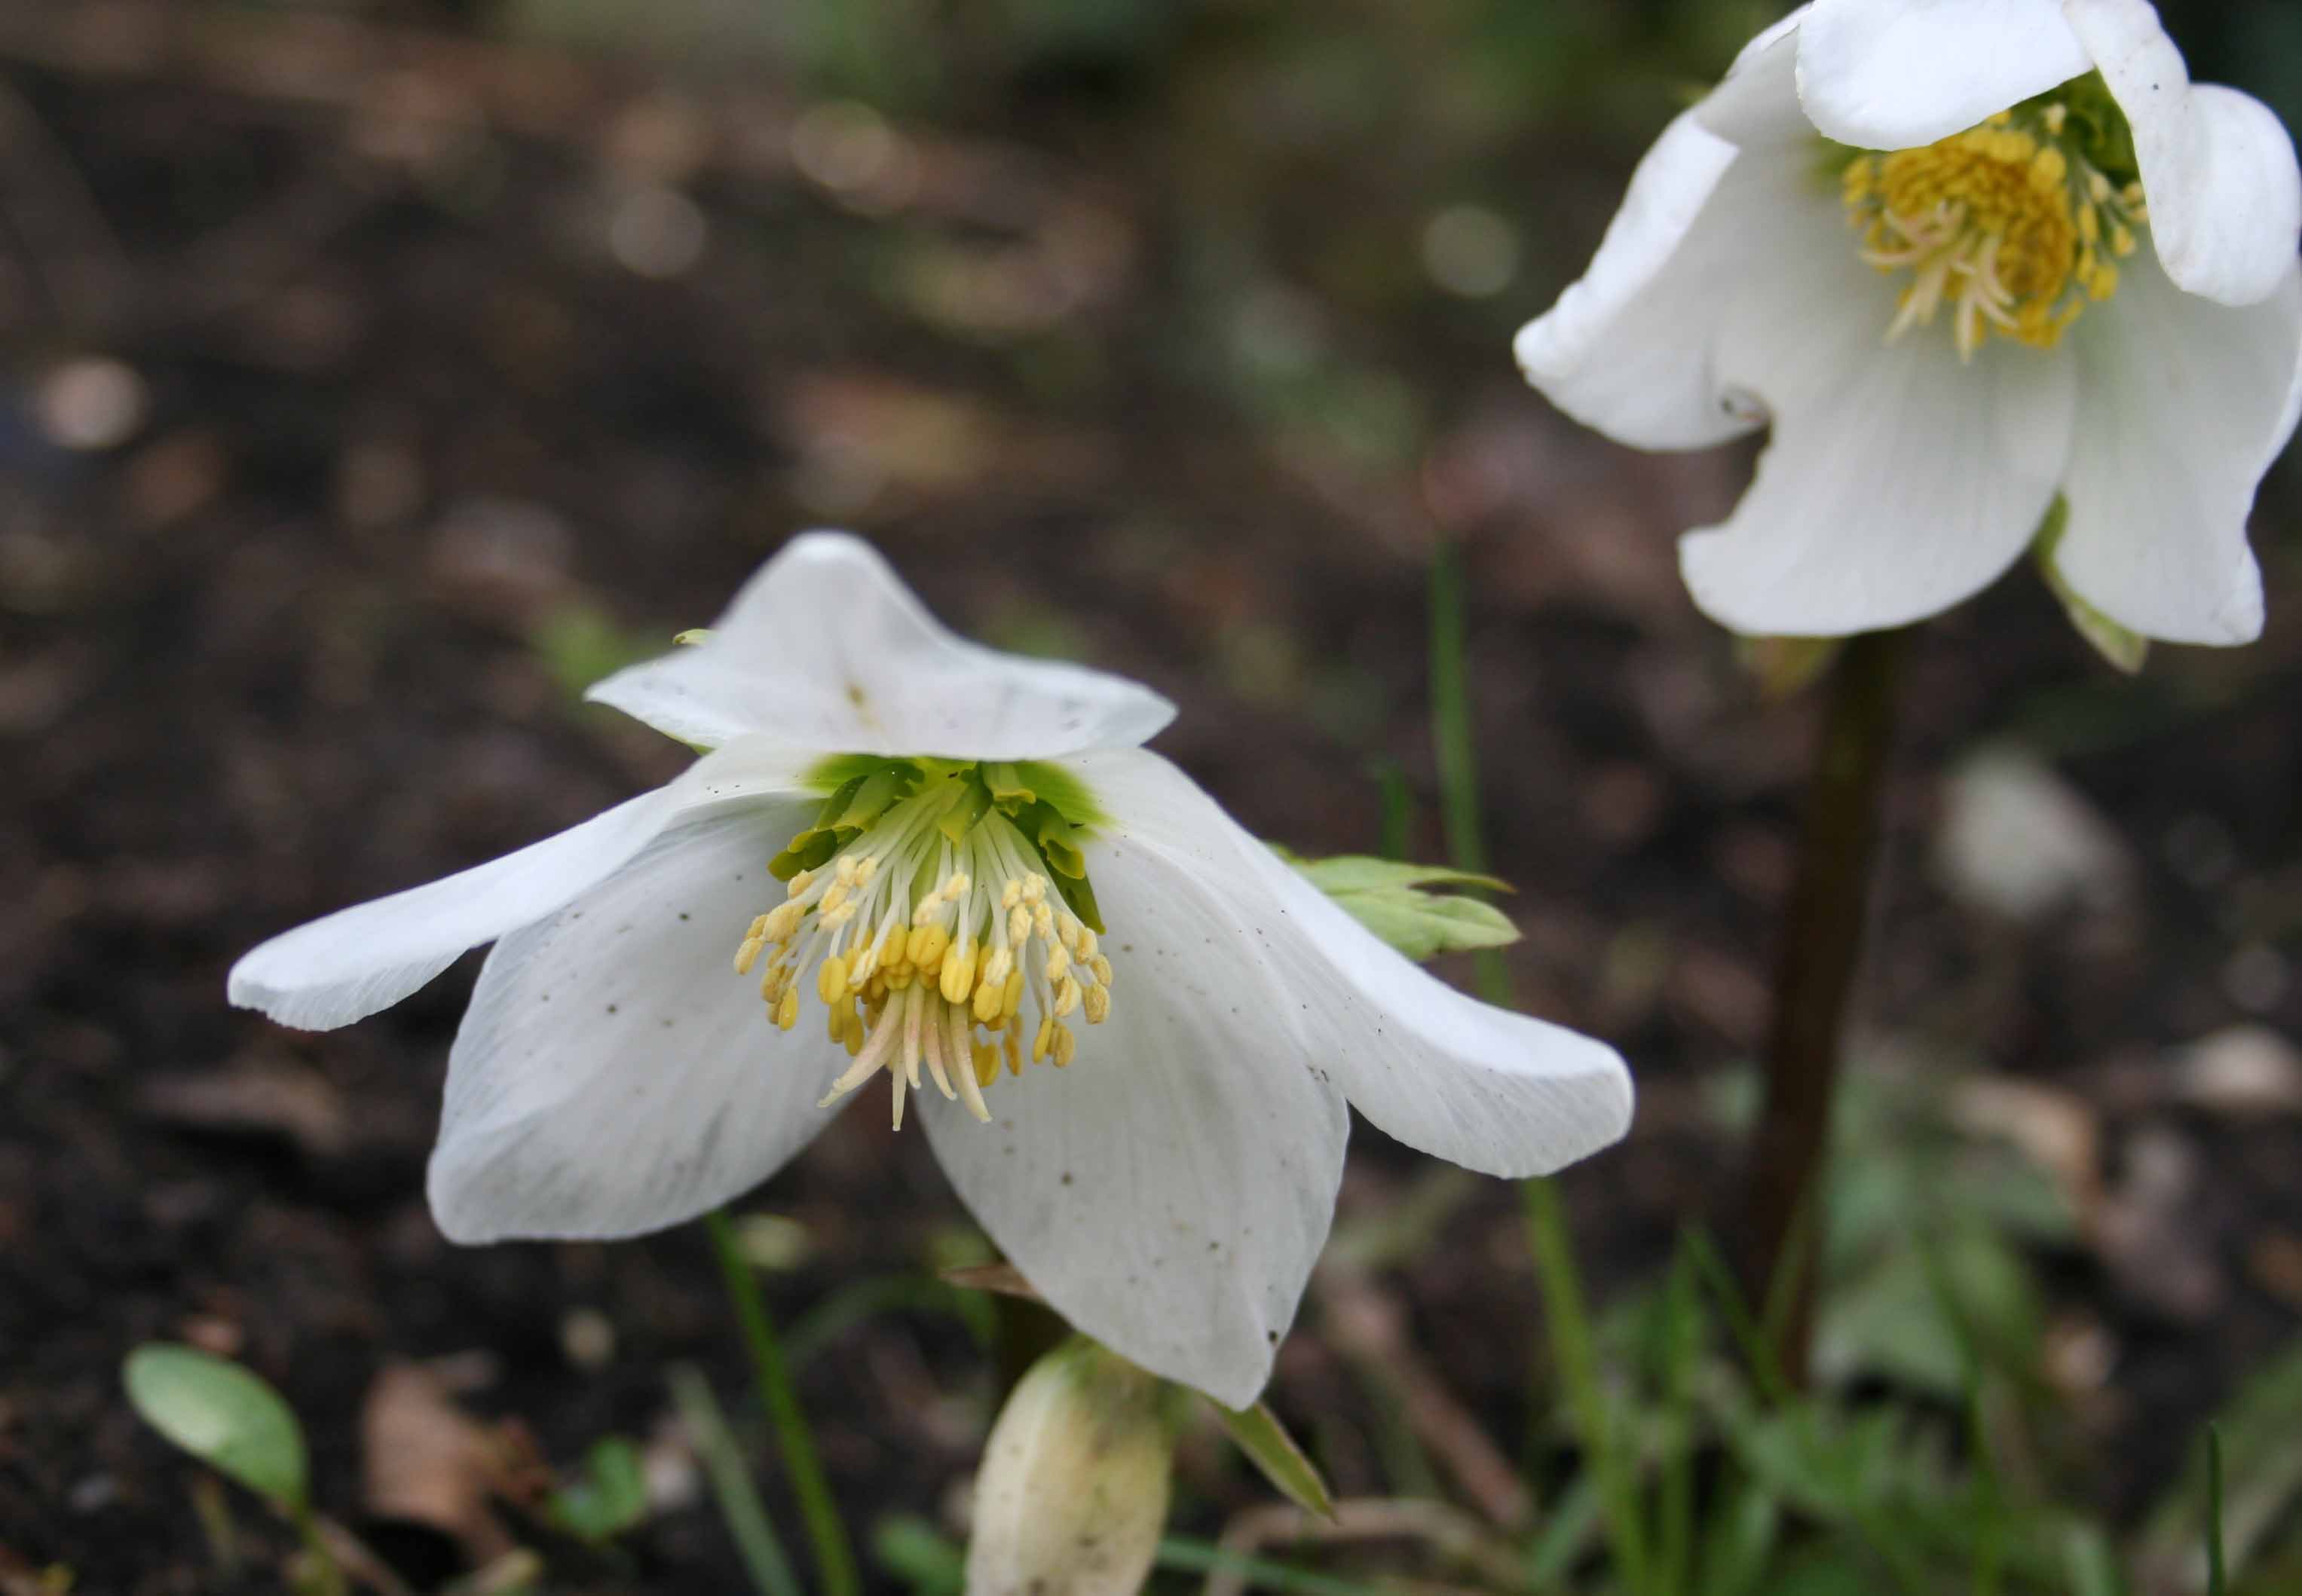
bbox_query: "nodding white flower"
[1517,0,2302,653]
[229,532,1631,1405]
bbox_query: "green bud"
[965,1337,1179,1596]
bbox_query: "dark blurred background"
[5,0,2302,1589]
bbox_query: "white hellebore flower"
[228,532,1631,1405]
[1517,0,2302,653]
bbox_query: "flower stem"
[704,1209,862,1596]
[1742,626,1906,1387]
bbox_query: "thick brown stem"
[1742,626,1905,1389]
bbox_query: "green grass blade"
[668,1363,804,1596]
[2208,1423,2227,1596]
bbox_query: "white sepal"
[586,531,1176,759]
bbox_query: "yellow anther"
[855,856,879,885]
[1032,1018,1056,1064]
[774,988,800,1031]
[2111,222,2136,257]
[939,939,979,1006]
[1031,903,1055,937]
[1003,968,1026,1021]
[886,962,915,991]
[760,963,790,1002]
[972,977,1003,1023]
[1053,975,1082,1019]
[981,946,1014,989]
[785,870,814,897]
[1000,880,1021,910]
[1076,928,1097,962]
[973,1043,1000,1090]
[834,855,860,888]
[908,922,950,972]
[734,937,764,977]
[1044,946,1071,984]
[1844,110,2142,359]
[763,902,803,942]
[1082,984,1110,1025]
[1051,1024,1076,1068]
[1021,874,1046,904]
[946,872,970,897]
[1089,953,1113,987]
[817,955,849,1004]
[1007,905,1030,943]
[819,882,849,917]
[843,1023,863,1057]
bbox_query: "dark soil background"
[3,0,2300,1589]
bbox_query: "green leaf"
[122,1344,309,1511]
[1277,849,1521,962]
[1281,852,1511,896]
[1334,890,1518,962]
[1214,1402,1336,1521]
[549,1436,650,1544]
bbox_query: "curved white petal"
[2066,0,2302,308]
[428,799,844,1243]
[1697,9,1817,153]
[1679,173,2079,635]
[1081,748,1633,1177]
[1516,19,1802,450]
[920,839,1351,1407]
[1797,0,2087,149]
[228,738,818,1031]
[2052,249,2300,644]
[586,531,1176,760]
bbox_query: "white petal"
[228,738,817,1031]
[1081,748,1633,1178]
[920,843,1352,1407]
[586,531,1176,758]
[1698,9,1818,153]
[2052,249,2300,644]
[428,800,843,1243]
[2065,0,2302,307]
[1679,179,2079,635]
[1516,20,1802,450]
[1796,0,2087,149]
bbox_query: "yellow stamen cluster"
[1842,105,2145,360]
[733,808,1116,1130]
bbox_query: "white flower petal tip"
[225,789,679,1032]
[1795,0,2088,149]
[585,530,1177,760]
[2061,1,2301,307]
[227,738,819,1034]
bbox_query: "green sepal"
[768,848,805,882]
[1049,866,1104,937]
[797,829,841,871]
[812,772,869,832]
[835,764,918,832]
[939,774,996,845]
[983,761,1036,809]
[1025,803,1087,879]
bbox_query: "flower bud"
[965,1337,1178,1596]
